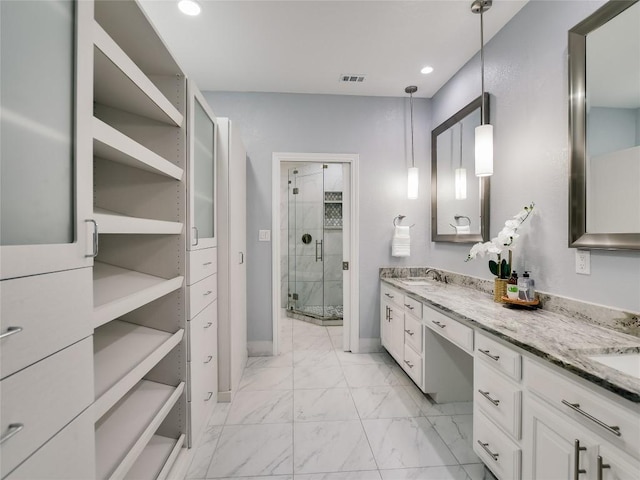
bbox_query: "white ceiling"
[139,0,528,98]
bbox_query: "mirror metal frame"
[568,0,640,250]
[431,93,490,243]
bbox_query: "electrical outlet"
[258,230,271,242]
[575,249,591,275]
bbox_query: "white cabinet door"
[0,0,93,279]
[597,443,640,480]
[187,82,217,251]
[380,298,393,353]
[523,395,597,480]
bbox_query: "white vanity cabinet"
[380,284,405,364]
[523,358,640,480]
[473,332,523,480]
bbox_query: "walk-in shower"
[286,163,343,325]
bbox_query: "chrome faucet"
[425,268,446,283]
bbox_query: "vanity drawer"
[403,343,423,388]
[188,273,217,319]
[403,296,422,318]
[0,338,93,478]
[423,306,474,354]
[476,332,522,381]
[524,358,639,456]
[381,283,403,307]
[404,314,423,354]
[188,247,217,286]
[1,267,92,380]
[474,409,521,480]
[475,361,522,439]
[6,408,95,480]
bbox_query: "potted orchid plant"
[466,202,535,300]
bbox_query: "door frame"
[271,152,360,354]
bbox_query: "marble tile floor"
[185,317,492,480]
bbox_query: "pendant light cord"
[410,91,415,168]
[480,7,486,125]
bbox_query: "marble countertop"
[381,277,640,403]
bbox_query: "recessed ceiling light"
[178,0,201,16]
[421,66,434,75]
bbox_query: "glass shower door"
[288,164,325,317]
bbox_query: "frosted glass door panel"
[194,99,214,240]
[1,0,74,246]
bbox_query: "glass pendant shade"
[475,124,493,177]
[455,167,467,200]
[407,167,419,199]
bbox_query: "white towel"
[392,226,411,257]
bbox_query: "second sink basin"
[587,353,640,379]
[400,278,433,287]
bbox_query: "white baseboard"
[248,340,274,357]
[358,338,383,353]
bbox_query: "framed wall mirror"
[431,94,490,243]
[569,0,640,250]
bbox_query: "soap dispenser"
[518,272,531,301]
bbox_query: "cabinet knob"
[478,349,500,361]
[404,329,414,336]
[432,320,446,329]
[404,360,414,369]
[478,389,500,406]
[477,440,499,461]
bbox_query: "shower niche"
[286,164,343,324]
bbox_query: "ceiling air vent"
[340,74,366,83]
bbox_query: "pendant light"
[406,85,419,199]
[472,0,493,177]
[454,123,467,200]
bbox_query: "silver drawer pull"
[205,392,213,401]
[477,441,499,461]
[384,293,394,299]
[203,261,213,266]
[404,360,414,369]
[204,355,213,364]
[0,423,24,445]
[597,455,611,480]
[432,320,446,328]
[404,304,414,310]
[478,389,500,406]
[203,290,213,296]
[204,322,213,329]
[478,349,500,361]
[562,400,621,437]
[574,439,587,479]
[404,329,414,336]
[0,326,23,340]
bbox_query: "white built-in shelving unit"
[91,0,188,477]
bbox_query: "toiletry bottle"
[518,272,530,301]
[508,271,518,285]
[507,271,519,299]
[527,272,535,301]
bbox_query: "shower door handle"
[315,240,323,262]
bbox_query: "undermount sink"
[400,278,433,287]
[587,353,640,379]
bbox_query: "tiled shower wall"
[280,163,343,314]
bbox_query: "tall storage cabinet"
[186,82,219,447]
[1,1,95,478]
[91,0,188,477]
[216,118,248,400]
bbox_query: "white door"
[187,83,217,251]
[0,0,93,279]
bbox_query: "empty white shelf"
[93,262,183,328]
[94,319,184,419]
[94,208,183,235]
[124,434,185,480]
[94,22,183,127]
[95,380,185,480]
[93,118,183,180]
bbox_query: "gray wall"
[204,92,431,343]
[429,0,640,313]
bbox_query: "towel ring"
[393,215,415,228]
